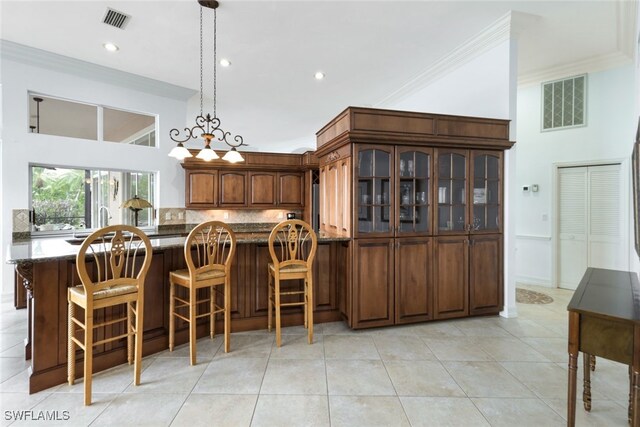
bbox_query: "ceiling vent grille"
[102,8,130,29]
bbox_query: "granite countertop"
[6,223,349,264]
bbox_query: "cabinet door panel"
[469,234,502,314]
[219,172,247,206]
[434,236,468,319]
[395,237,432,324]
[434,149,468,235]
[470,151,502,234]
[396,147,432,237]
[353,239,394,328]
[355,145,394,238]
[187,171,217,207]
[278,172,304,206]
[249,172,276,206]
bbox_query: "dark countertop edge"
[12,223,283,243]
[7,234,351,264]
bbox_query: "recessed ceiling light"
[103,42,119,52]
[220,58,231,67]
[314,72,325,80]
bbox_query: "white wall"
[515,64,637,287]
[390,40,512,119]
[1,56,189,294]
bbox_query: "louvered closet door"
[557,164,624,290]
[587,164,624,270]
[558,168,588,290]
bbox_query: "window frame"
[29,163,157,237]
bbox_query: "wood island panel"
[19,239,346,394]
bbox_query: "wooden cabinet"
[469,234,502,315]
[434,233,503,320]
[219,171,247,207]
[249,172,276,206]
[352,238,394,328]
[434,235,468,319]
[186,170,217,208]
[182,151,306,210]
[435,149,502,235]
[395,237,433,324]
[320,154,351,237]
[316,107,513,329]
[277,172,304,206]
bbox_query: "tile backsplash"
[12,209,30,232]
[157,208,302,226]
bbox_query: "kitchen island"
[7,226,349,393]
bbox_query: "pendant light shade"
[196,145,220,161]
[222,147,244,163]
[168,143,193,160]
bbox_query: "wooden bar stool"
[267,219,317,347]
[67,225,152,406]
[169,221,236,364]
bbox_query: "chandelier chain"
[213,8,217,118]
[199,7,203,116]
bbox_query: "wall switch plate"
[177,212,184,220]
[223,212,229,219]
[532,184,539,192]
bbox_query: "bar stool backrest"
[185,221,236,280]
[76,225,152,295]
[268,220,317,270]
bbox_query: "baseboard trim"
[516,275,553,287]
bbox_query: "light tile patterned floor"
[0,285,631,426]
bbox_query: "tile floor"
[0,285,632,426]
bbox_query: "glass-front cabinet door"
[435,149,468,234]
[470,150,502,233]
[396,147,432,236]
[356,144,394,237]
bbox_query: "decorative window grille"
[541,74,586,131]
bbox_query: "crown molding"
[617,0,637,58]
[0,40,196,101]
[375,12,512,107]
[517,51,633,87]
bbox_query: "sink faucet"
[99,206,112,228]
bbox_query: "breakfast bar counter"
[7,226,350,393]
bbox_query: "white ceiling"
[1,1,635,151]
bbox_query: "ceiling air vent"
[102,8,130,29]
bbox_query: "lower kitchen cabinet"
[352,238,395,328]
[434,234,503,320]
[434,235,469,319]
[469,234,502,315]
[395,237,433,324]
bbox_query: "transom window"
[30,165,155,233]
[28,93,156,146]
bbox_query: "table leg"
[568,312,580,427]
[629,366,633,424]
[583,353,592,411]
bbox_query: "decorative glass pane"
[415,152,429,177]
[375,206,390,232]
[488,181,499,204]
[359,151,373,177]
[543,84,553,129]
[553,81,563,128]
[542,75,586,130]
[439,205,451,230]
[486,156,499,179]
[452,154,465,178]
[374,150,390,177]
[439,154,451,178]
[562,79,574,127]
[452,205,466,231]
[473,205,486,231]
[416,205,428,232]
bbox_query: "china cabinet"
[316,107,513,329]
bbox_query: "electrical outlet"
[223,212,229,219]
[165,212,172,220]
[177,212,184,220]
[277,212,283,219]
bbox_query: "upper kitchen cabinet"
[182,152,306,210]
[316,107,512,238]
[434,149,502,235]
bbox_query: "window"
[30,165,155,233]
[541,74,586,131]
[28,94,156,147]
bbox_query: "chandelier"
[168,0,245,163]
